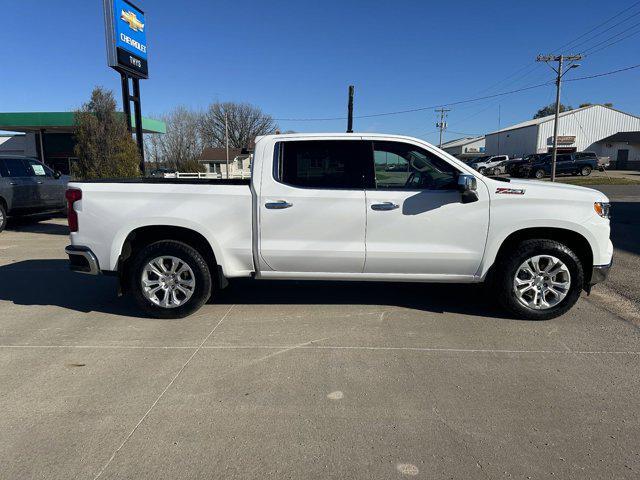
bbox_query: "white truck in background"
[65,133,613,320]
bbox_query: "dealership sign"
[103,0,148,78]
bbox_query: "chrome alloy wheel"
[141,256,196,308]
[513,255,571,310]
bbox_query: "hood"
[490,178,609,202]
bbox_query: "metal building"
[440,136,485,159]
[484,105,640,162]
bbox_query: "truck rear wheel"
[495,239,584,320]
[534,169,545,179]
[580,165,592,176]
[130,240,212,319]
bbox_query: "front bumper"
[65,245,100,275]
[590,258,613,286]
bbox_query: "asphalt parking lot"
[1,193,639,479]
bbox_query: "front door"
[258,139,369,273]
[25,159,64,208]
[364,140,489,276]
[617,149,629,169]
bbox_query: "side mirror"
[458,174,479,204]
[54,171,62,179]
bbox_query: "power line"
[564,62,640,81]
[274,81,553,122]
[569,12,640,53]
[274,63,640,122]
[555,0,640,53]
[473,2,640,97]
[583,25,640,56]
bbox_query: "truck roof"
[257,132,432,142]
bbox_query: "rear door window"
[276,140,369,189]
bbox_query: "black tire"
[495,239,584,320]
[581,165,592,176]
[478,167,486,175]
[129,240,212,319]
[0,203,6,233]
[534,169,545,179]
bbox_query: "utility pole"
[435,107,450,148]
[225,111,230,179]
[536,54,582,182]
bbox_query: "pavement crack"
[251,336,331,364]
[92,304,235,480]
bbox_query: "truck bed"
[68,179,254,276]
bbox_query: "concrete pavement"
[0,213,639,479]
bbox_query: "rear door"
[364,140,489,276]
[258,139,369,273]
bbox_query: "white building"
[440,136,485,159]
[199,147,251,177]
[596,131,640,169]
[484,105,640,164]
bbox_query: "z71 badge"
[496,187,526,195]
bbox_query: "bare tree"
[200,102,278,149]
[150,106,205,172]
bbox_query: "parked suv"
[0,156,67,232]
[512,152,598,179]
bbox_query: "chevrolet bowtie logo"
[121,10,144,32]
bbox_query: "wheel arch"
[483,227,595,286]
[116,225,228,294]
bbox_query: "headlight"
[594,202,611,219]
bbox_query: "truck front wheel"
[495,239,584,320]
[129,240,212,319]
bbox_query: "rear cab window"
[275,140,370,189]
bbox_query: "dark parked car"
[506,154,544,176]
[0,156,68,232]
[510,152,598,179]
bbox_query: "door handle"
[37,181,43,184]
[265,200,293,209]
[371,202,399,211]
[9,182,18,185]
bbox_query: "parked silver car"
[0,156,68,232]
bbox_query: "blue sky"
[1,0,639,145]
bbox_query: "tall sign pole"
[536,54,582,182]
[104,0,149,175]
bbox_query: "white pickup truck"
[65,133,613,320]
